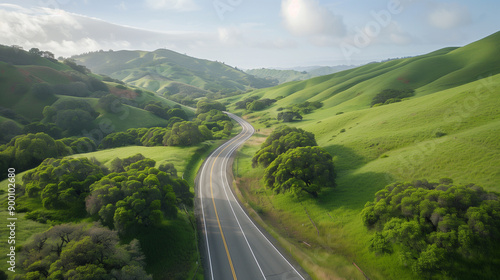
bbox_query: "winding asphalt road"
[197,112,308,280]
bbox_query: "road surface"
[197,112,308,280]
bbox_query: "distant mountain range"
[72,49,276,105]
[245,65,357,84]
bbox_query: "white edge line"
[224,114,306,280]
[220,130,267,279]
[199,138,235,280]
[199,120,253,280]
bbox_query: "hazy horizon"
[1,0,499,69]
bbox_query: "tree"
[167,108,188,120]
[31,82,55,100]
[163,121,205,146]
[86,158,182,232]
[145,104,169,120]
[159,162,177,178]
[98,94,123,113]
[0,120,22,144]
[277,111,303,122]
[18,224,151,279]
[196,99,226,115]
[0,133,72,179]
[253,125,317,167]
[55,109,95,135]
[22,157,105,213]
[362,180,500,279]
[264,146,335,198]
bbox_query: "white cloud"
[281,0,345,38]
[0,5,211,58]
[145,0,199,12]
[428,3,471,30]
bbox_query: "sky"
[0,0,499,69]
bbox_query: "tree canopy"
[86,155,192,232]
[22,157,106,213]
[252,125,317,167]
[264,146,335,198]
[361,179,500,278]
[277,111,303,122]
[196,99,226,115]
[15,224,151,280]
[0,133,72,180]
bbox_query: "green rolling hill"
[0,45,192,134]
[71,49,276,105]
[235,31,500,115]
[229,31,500,279]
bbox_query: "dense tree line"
[15,224,151,280]
[195,99,226,115]
[100,102,233,149]
[22,157,106,214]
[277,101,323,115]
[252,126,317,167]
[253,126,335,198]
[42,99,99,137]
[362,179,500,278]
[235,96,277,111]
[277,111,303,122]
[86,154,192,232]
[0,133,72,180]
[371,88,415,107]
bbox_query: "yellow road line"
[209,128,248,280]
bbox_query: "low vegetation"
[362,179,500,279]
[371,89,415,107]
[14,224,151,280]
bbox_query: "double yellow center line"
[209,127,249,280]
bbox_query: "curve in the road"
[197,113,307,280]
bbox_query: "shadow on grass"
[315,171,392,211]
[323,144,368,171]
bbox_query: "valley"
[0,26,499,280]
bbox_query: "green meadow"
[228,32,500,279]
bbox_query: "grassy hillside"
[0,46,193,137]
[0,142,210,279]
[234,32,500,116]
[72,49,276,104]
[229,31,500,279]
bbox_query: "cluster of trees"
[0,133,73,180]
[195,99,226,114]
[144,101,188,121]
[253,126,335,198]
[22,157,106,212]
[100,100,233,149]
[32,74,108,101]
[277,101,323,115]
[275,101,323,123]
[371,88,415,107]
[0,120,22,144]
[86,154,192,232]
[15,224,151,280]
[362,179,500,278]
[277,111,303,122]
[0,132,99,180]
[42,99,99,136]
[0,45,55,65]
[235,96,277,111]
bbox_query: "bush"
[371,89,415,106]
[362,179,500,278]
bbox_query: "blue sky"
[0,0,499,68]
